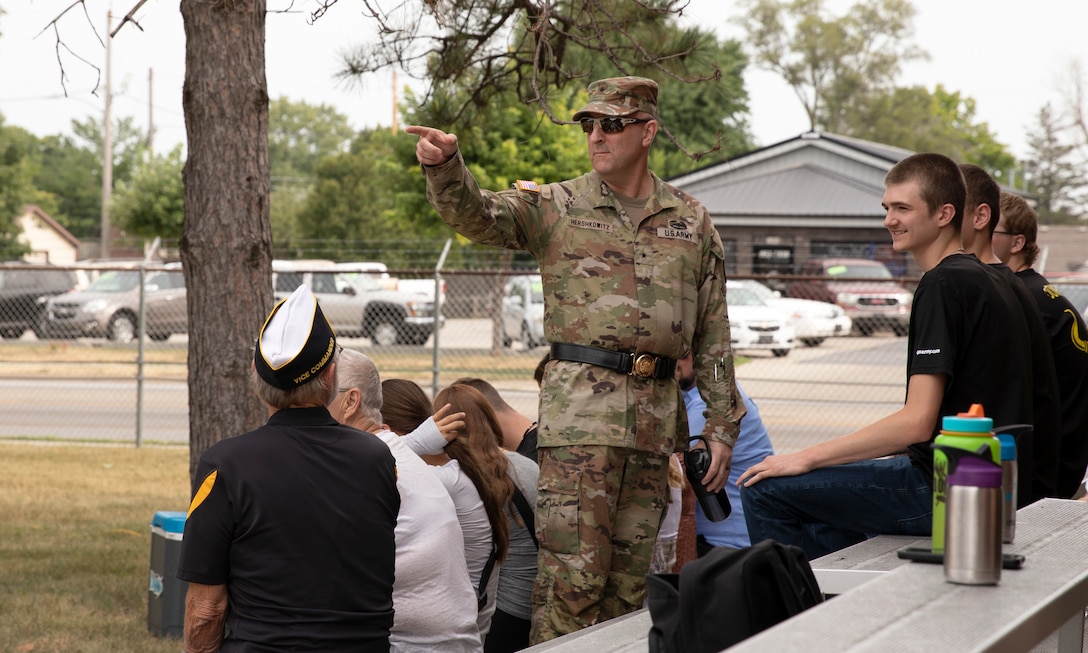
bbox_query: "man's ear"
[338,387,360,420]
[642,119,658,147]
[1009,233,1026,255]
[937,203,956,227]
[975,203,993,233]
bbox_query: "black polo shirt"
[178,407,400,652]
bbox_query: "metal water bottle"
[685,436,731,522]
[997,433,1017,544]
[944,456,1003,586]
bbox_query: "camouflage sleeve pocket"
[537,474,581,555]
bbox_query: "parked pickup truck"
[334,262,447,310]
[273,260,443,346]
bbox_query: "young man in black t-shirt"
[959,164,1062,503]
[995,191,1088,498]
[740,153,1034,559]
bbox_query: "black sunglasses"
[579,117,651,134]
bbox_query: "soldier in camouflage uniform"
[407,76,744,643]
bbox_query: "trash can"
[148,510,188,638]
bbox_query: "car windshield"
[742,281,775,301]
[727,287,765,307]
[826,263,892,279]
[86,270,139,292]
[342,272,383,292]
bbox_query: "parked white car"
[726,280,795,357]
[736,279,852,347]
[502,274,546,350]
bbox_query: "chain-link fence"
[4,261,1087,454]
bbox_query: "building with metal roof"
[670,131,916,277]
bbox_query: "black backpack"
[646,539,824,653]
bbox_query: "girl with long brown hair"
[437,383,538,653]
[381,378,509,641]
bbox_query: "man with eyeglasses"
[407,76,743,643]
[177,285,401,653]
[994,191,1088,499]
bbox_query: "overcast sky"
[2,0,1086,160]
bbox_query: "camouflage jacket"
[423,152,744,454]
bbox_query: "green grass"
[0,443,191,653]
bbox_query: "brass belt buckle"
[632,353,657,379]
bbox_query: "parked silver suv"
[41,266,187,342]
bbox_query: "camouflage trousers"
[529,445,670,644]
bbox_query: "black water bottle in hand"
[685,436,732,522]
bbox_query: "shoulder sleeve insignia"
[515,180,540,193]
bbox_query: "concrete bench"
[523,498,1088,652]
[732,498,1088,652]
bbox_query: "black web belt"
[550,343,678,380]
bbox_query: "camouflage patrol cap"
[572,76,659,121]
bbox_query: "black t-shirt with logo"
[906,254,1034,489]
[990,263,1062,502]
[1017,268,1088,497]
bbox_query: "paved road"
[0,324,908,453]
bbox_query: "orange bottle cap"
[958,404,986,418]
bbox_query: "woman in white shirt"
[382,379,513,640]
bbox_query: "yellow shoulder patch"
[1067,309,1088,354]
[515,180,540,193]
[187,469,218,518]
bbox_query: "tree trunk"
[180,0,272,481]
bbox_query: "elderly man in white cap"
[178,285,400,653]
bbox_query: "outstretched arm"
[738,372,945,486]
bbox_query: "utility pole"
[148,68,155,152]
[391,70,398,134]
[100,10,114,259]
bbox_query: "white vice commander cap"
[254,285,337,389]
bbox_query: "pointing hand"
[406,125,459,166]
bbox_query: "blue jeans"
[740,456,932,559]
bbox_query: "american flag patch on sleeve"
[515,180,540,192]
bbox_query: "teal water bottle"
[997,433,1017,543]
[932,404,1000,553]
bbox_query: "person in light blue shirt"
[677,351,774,552]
